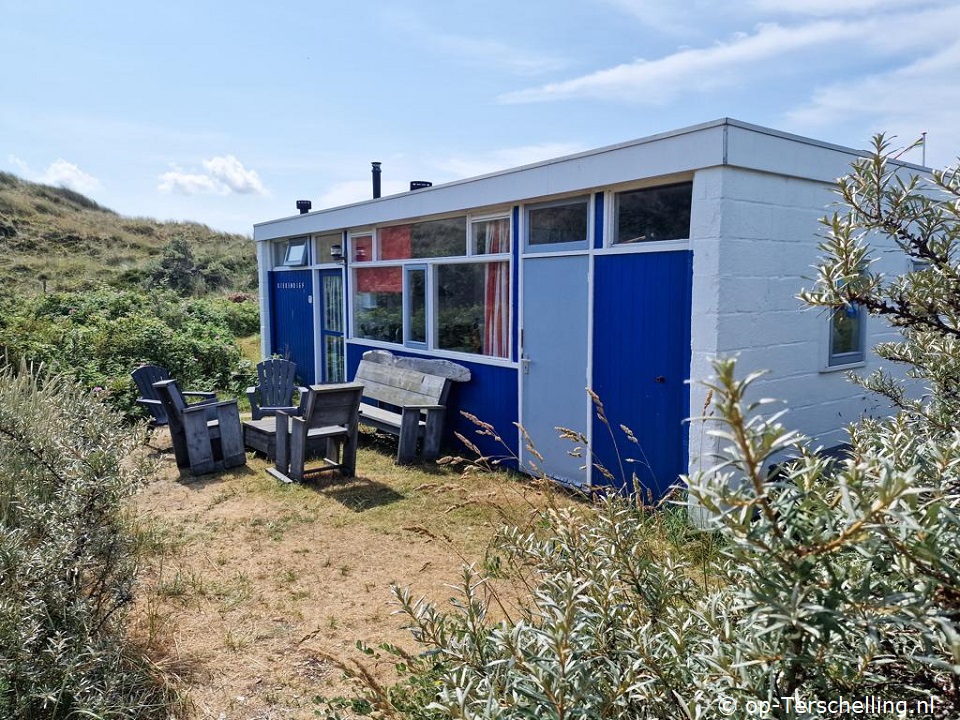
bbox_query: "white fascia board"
[253,118,918,243]
[254,120,730,242]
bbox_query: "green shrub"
[0,286,258,419]
[0,364,179,718]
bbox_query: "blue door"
[591,251,692,499]
[270,269,316,384]
[520,255,590,487]
[318,269,345,382]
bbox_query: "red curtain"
[482,219,510,358]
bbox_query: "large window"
[351,214,511,359]
[614,182,692,244]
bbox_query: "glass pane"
[354,267,402,342]
[830,305,862,362]
[407,267,426,344]
[352,235,373,262]
[528,199,588,245]
[325,335,345,382]
[380,217,466,259]
[283,239,308,266]
[472,217,511,254]
[380,225,412,260]
[315,232,342,264]
[323,275,343,333]
[437,262,509,357]
[615,182,692,244]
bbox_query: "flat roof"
[253,118,915,242]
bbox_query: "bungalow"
[252,118,909,498]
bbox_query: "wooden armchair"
[132,364,217,427]
[246,358,306,420]
[268,383,363,484]
[153,379,246,476]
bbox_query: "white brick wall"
[688,163,908,480]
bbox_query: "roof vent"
[296,200,312,214]
[409,180,432,191]
[372,162,382,199]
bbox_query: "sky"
[2,0,958,237]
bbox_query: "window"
[314,232,342,264]
[437,262,510,357]
[282,237,309,266]
[828,304,866,367]
[351,234,374,262]
[380,217,466,259]
[472,217,511,254]
[404,265,428,347]
[350,214,511,359]
[353,266,402,343]
[614,182,692,244]
[526,197,589,248]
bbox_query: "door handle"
[521,358,531,375]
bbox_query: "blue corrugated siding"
[270,270,316,384]
[346,345,519,462]
[591,251,692,499]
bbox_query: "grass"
[130,426,724,719]
[0,170,256,295]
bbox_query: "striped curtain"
[483,219,510,357]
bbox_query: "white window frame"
[347,212,513,361]
[523,195,592,254]
[823,304,867,371]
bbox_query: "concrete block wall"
[688,164,906,480]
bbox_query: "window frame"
[348,212,513,361]
[610,181,693,247]
[523,195,591,253]
[824,303,867,370]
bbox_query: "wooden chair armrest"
[137,397,162,407]
[401,403,445,412]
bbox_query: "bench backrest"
[354,359,450,408]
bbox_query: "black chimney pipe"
[371,162,382,199]
[296,200,312,214]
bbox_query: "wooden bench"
[353,359,452,464]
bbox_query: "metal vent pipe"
[371,162,382,199]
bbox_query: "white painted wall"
[687,163,906,483]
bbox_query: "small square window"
[283,238,309,266]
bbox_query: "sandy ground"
[130,429,558,719]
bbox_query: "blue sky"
[2,0,958,236]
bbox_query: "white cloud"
[7,156,102,194]
[158,170,224,196]
[158,155,265,196]
[500,21,858,105]
[202,154,265,194]
[499,3,960,106]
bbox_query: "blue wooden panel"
[346,344,519,463]
[270,270,316,384]
[591,251,692,499]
